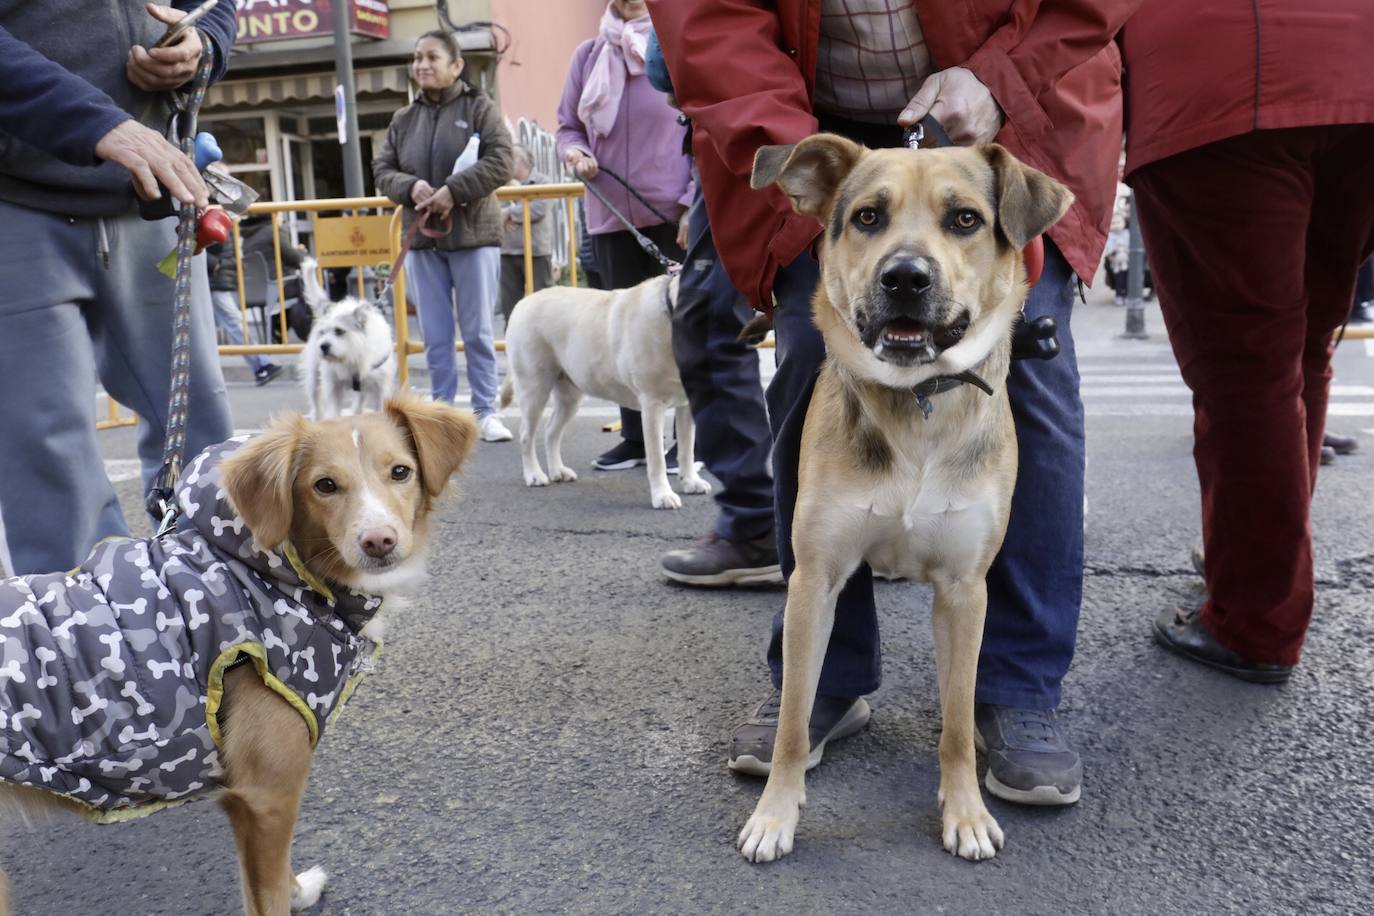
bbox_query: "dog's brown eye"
[314,478,338,495]
[855,207,880,227]
[391,465,412,482]
[952,210,982,232]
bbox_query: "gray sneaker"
[661,532,783,587]
[727,689,871,776]
[975,704,1082,806]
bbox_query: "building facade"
[206,0,604,218]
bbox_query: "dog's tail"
[498,375,514,409]
[298,256,331,315]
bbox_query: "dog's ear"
[221,416,308,551]
[385,397,479,500]
[981,144,1074,249]
[750,133,864,219]
[349,304,370,331]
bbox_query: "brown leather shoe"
[1153,605,1293,684]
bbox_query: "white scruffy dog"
[500,273,712,510]
[300,258,397,418]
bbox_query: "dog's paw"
[679,476,713,496]
[940,793,1004,861]
[651,489,683,510]
[549,465,578,483]
[291,865,328,910]
[737,806,799,863]
[524,469,550,487]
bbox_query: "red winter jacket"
[648,0,1142,310]
[1122,0,1374,175]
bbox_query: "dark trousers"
[590,223,684,445]
[764,240,1085,708]
[498,253,553,327]
[671,188,775,542]
[1131,125,1374,666]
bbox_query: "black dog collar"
[911,369,994,419]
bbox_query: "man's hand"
[899,67,1004,146]
[410,179,436,206]
[421,185,455,220]
[566,149,598,180]
[127,4,206,92]
[94,119,209,207]
[676,211,690,251]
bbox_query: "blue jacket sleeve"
[178,0,236,85]
[0,2,235,167]
[0,26,131,166]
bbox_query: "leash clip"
[903,123,924,151]
[152,496,180,538]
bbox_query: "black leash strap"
[593,164,677,226]
[579,176,681,272]
[146,47,214,535]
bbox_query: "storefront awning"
[206,65,410,108]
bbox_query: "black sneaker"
[661,532,783,587]
[592,441,684,473]
[592,439,647,471]
[254,363,284,386]
[975,704,1082,806]
[727,689,871,776]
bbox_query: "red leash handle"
[1023,235,1045,288]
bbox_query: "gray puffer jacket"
[0,439,381,822]
[373,81,514,251]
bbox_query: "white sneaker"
[478,414,513,442]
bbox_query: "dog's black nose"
[879,257,933,300]
[360,527,397,559]
[320,340,331,355]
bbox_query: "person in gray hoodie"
[0,1,237,576]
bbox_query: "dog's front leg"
[219,665,326,914]
[673,406,712,497]
[932,576,1004,861]
[739,563,841,863]
[639,402,678,509]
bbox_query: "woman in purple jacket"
[556,0,694,471]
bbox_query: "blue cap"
[645,30,674,95]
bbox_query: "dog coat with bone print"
[0,439,381,822]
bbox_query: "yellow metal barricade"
[98,182,788,431]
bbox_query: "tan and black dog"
[736,135,1072,863]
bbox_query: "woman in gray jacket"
[373,30,514,442]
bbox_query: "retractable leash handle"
[902,115,1057,361]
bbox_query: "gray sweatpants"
[0,200,232,575]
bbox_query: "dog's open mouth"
[876,313,970,361]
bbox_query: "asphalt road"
[4,295,1372,915]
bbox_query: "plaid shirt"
[814,0,932,124]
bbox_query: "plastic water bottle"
[453,133,481,174]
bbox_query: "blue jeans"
[408,246,501,417]
[766,240,1084,709]
[670,189,775,542]
[210,290,268,374]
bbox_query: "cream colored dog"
[499,274,712,509]
[736,135,1072,864]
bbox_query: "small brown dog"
[0,397,476,914]
[737,135,1071,863]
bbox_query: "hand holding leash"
[97,120,208,208]
[899,67,1004,145]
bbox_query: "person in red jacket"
[651,0,1139,806]
[1125,2,1374,682]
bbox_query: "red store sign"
[235,0,390,45]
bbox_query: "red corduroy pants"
[1130,125,1374,666]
